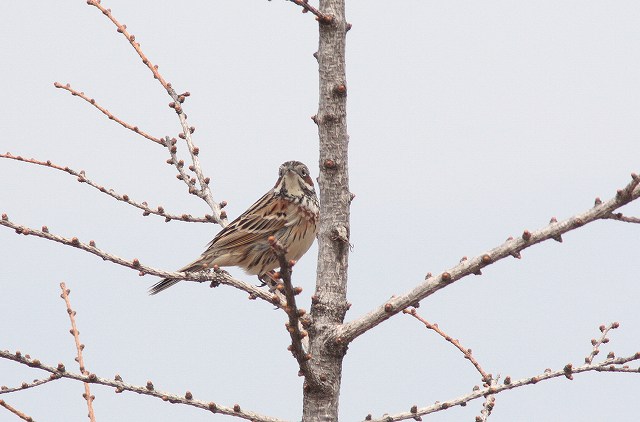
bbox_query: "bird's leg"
[258,270,281,293]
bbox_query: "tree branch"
[0,153,215,223]
[585,322,619,364]
[364,353,640,422]
[280,0,334,23]
[84,0,227,225]
[0,400,34,422]
[0,350,285,422]
[54,82,163,144]
[0,214,278,306]
[404,308,498,420]
[269,238,320,388]
[403,308,490,383]
[59,283,96,422]
[604,212,640,224]
[0,375,60,395]
[334,174,640,345]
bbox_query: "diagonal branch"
[0,400,33,422]
[0,375,60,395]
[54,82,163,144]
[0,350,285,422]
[404,308,498,421]
[585,322,619,364]
[1,153,215,223]
[59,283,96,422]
[281,0,334,23]
[403,308,490,383]
[0,214,278,307]
[333,174,640,345]
[604,212,640,224]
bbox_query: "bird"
[149,160,319,295]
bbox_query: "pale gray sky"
[1,1,639,421]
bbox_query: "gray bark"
[303,0,350,420]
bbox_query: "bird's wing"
[204,191,290,252]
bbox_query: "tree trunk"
[303,0,350,421]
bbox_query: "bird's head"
[274,161,315,198]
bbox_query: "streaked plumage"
[149,161,319,295]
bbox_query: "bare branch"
[364,353,640,422]
[477,378,497,422]
[0,375,60,395]
[334,174,640,345]
[0,214,278,306]
[0,350,285,422]
[279,0,333,23]
[403,308,490,383]
[0,400,33,422]
[1,153,215,223]
[59,283,96,422]
[404,308,498,420]
[585,322,619,364]
[604,212,640,224]
[84,0,227,224]
[54,82,163,145]
[269,237,320,388]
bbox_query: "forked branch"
[82,0,227,224]
[365,323,639,421]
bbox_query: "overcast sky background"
[1,1,640,421]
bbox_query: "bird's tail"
[148,278,180,295]
[148,258,209,295]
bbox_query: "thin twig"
[1,153,214,223]
[403,308,490,383]
[403,308,498,420]
[162,136,224,218]
[0,214,278,306]
[0,375,60,395]
[0,350,284,422]
[54,82,163,144]
[604,212,640,224]
[585,322,619,364]
[283,0,333,23]
[269,237,319,387]
[477,378,497,422]
[0,400,34,422]
[334,173,640,345]
[59,283,96,422]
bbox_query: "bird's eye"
[300,168,307,177]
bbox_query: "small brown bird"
[149,161,319,295]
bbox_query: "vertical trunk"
[303,0,350,421]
